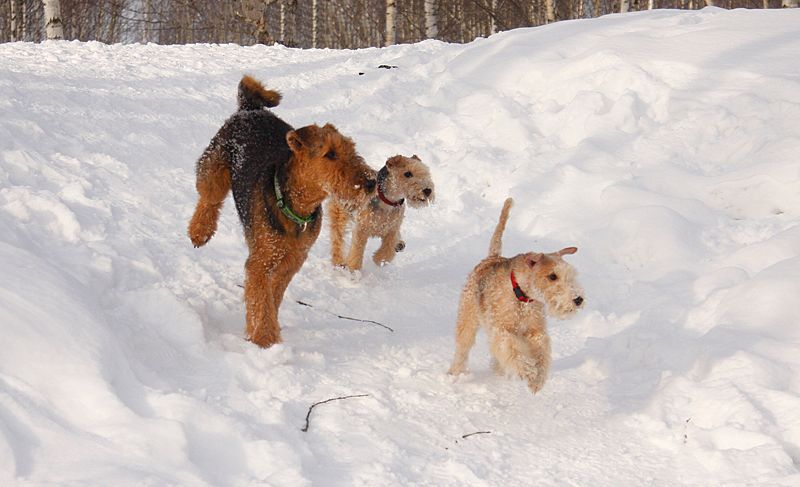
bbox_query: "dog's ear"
[385,155,405,168]
[558,247,578,256]
[526,253,543,267]
[286,130,305,153]
[287,125,321,153]
[411,154,421,161]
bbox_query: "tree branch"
[462,430,492,439]
[301,394,370,432]
[296,300,394,332]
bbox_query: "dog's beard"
[546,291,584,319]
[406,195,433,209]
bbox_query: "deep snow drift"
[2,7,800,486]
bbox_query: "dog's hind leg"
[188,143,231,247]
[345,224,369,271]
[448,291,480,375]
[270,249,307,314]
[244,255,283,347]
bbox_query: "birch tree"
[424,0,438,39]
[44,0,64,40]
[782,0,799,7]
[545,0,556,23]
[312,0,318,47]
[385,0,396,46]
[489,0,497,35]
[10,0,19,41]
[620,0,630,12]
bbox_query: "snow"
[2,7,800,485]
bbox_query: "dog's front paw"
[527,376,546,395]
[189,228,214,248]
[395,240,406,252]
[188,215,216,248]
[447,364,465,376]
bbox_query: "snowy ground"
[2,7,800,486]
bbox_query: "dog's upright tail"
[237,75,282,111]
[488,198,513,258]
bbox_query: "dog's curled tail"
[488,198,513,258]
[238,75,282,111]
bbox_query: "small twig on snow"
[231,288,394,332]
[461,431,492,439]
[301,394,370,432]
[297,300,394,332]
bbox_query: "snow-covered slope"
[2,7,800,486]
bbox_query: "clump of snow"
[2,7,800,485]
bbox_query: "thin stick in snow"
[461,431,491,439]
[233,285,394,332]
[296,300,394,332]
[301,394,370,432]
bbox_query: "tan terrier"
[328,154,434,271]
[188,75,376,348]
[447,198,584,394]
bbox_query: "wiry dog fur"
[188,75,376,348]
[447,198,585,394]
[328,154,435,271]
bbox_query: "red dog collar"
[376,166,404,207]
[510,271,531,303]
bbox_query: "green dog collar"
[274,172,315,230]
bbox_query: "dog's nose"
[573,296,584,307]
[364,179,376,193]
[423,188,432,197]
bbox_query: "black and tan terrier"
[188,75,376,348]
[328,154,435,271]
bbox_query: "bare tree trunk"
[621,0,630,11]
[490,0,497,34]
[280,1,285,42]
[22,0,28,41]
[95,0,104,40]
[312,0,318,47]
[385,0,396,46]
[648,0,655,9]
[704,0,716,6]
[782,0,798,7]
[239,0,275,45]
[10,0,19,41]
[287,0,296,46]
[424,0,438,39]
[545,0,556,23]
[44,0,64,40]
[143,0,152,43]
[108,1,121,42]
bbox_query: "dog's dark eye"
[548,273,558,281]
[404,171,413,178]
[325,150,337,160]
